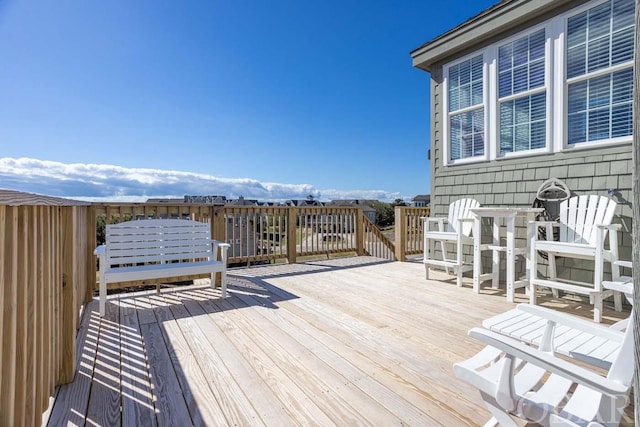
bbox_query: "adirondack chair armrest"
[424,217,448,231]
[527,220,559,227]
[467,328,628,397]
[515,304,624,342]
[596,223,622,231]
[614,260,632,269]
[94,245,106,256]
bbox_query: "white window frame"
[441,0,633,167]
[442,51,489,166]
[492,23,553,160]
[558,0,635,151]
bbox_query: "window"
[498,29,547,155]
[447,55,485,161]
[566,0,634,145]
[441,0,634,166]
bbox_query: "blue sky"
[0,0,496,202]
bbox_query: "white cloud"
[0,157,405,202]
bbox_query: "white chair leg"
[479,393,521,427]
[613,292,623,312]
[548,253,559,298]
[593,293,603,323]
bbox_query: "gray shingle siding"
[420,0,633,290]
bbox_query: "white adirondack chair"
[529,195,621,323]
[423,198,479,286]
[454,280,634,426]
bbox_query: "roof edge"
[410,0,566,72]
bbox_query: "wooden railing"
[394,206,430,261]
[92,204,368,266]
[0,193,95,426]
[362,215,395,260]
[92,203,431,266]
[0,194,430,426]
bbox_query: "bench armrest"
[94,245,106,256]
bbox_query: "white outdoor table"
[470,207,544,302]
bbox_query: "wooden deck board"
[47,257,633,426]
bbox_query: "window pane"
[612,27,634,64]
[588,35,611,72]
[568,68,632,144]
[567,45,587,78]
[567,12,588,48]
[613,0,634,30]
[450,108,484,160]
[498,71,512,98]
[530,60,545,88]
[530,30,545,60]
[498,45,512,70]
[568,81,587,114]
[612,104,632,137]
[568,0,635,78]
[499,102,514,154]
[473,109,485,156]
[588,108,611,141]
[588,74,611,109]
[530,92,546,121]
[588,2,612,40]
[612,68,633,103]
[531,121,546,149]
[499,93,546,154]
[497,29,546,97]
[568,112,587,144]
[448,55,483,112]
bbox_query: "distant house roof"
[146,195,227,205]
[226,196,259,206]
[412,195,431,203]
[286,199,323,207]
[0,189,90,206]
[327,199,376,213]
[410,0,567,71]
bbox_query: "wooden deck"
[46,257,632,426]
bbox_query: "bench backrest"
[105,219,215,266]
[558,195,617,245]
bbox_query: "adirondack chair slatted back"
[106,219,214,266]
[446,198,479,236]
[559,195,617,245]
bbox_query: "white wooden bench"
[94,219,230,317]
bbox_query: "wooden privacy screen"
[0,204,95,426]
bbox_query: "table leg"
[473,214,481,293]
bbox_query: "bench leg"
[99,278,106,317]
[221,270,227,298]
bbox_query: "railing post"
[211,206,225,286]
[394,206,407,262]
[86,205,97,303]
[287,207,297,263]
[356,208,365,256]
[59,206,77,384]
